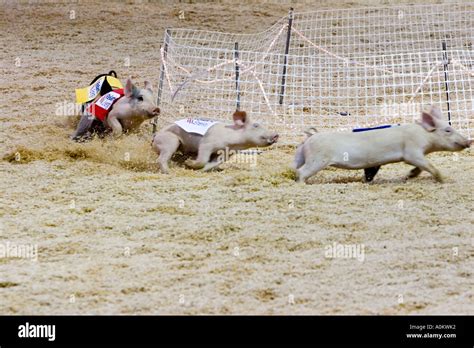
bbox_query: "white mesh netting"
[156,3,474,142]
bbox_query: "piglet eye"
[253,123,260,128]
[445,128,452,133]
[137,96,144,102]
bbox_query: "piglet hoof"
[185,159,205,170]
[364,166,380,183]
[364,176,374,183]
[156,162,169,174]
[295,175,306,184]
[184,159,195,168]
[407,167,422,179]
[202,166,222,172]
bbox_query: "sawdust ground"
[0,1,472,314]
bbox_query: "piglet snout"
[152,107,161,116]
[458,139,473,148]
[269,134,279,144]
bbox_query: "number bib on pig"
[174,118,219,135]
[86,89,124,122]
[75,75,123,104]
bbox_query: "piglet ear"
[429,105,443,119]
[233,110,247,128]
[420,111,437,132]
[124,78,134,97]
[144,80,153,91]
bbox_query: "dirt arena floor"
[1,1,473,315]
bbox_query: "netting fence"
[156,3,474,142]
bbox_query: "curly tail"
[293,143,305,169]
[293,127,317,169]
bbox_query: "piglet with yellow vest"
[72,78,160,140]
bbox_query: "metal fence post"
[154,29,171,133]
[234,42,241,110]
[442,41,452,125]
[279,8,294,105]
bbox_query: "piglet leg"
[364,166,380,182]
[404,153,443,183]
[407,167,422,179]
[71,114,95,141]
[185,144,214,169]
[107,114,123,137]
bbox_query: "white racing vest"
[174,118,219,136]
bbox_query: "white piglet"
[294,106,471,183]
[152,111,279,173]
